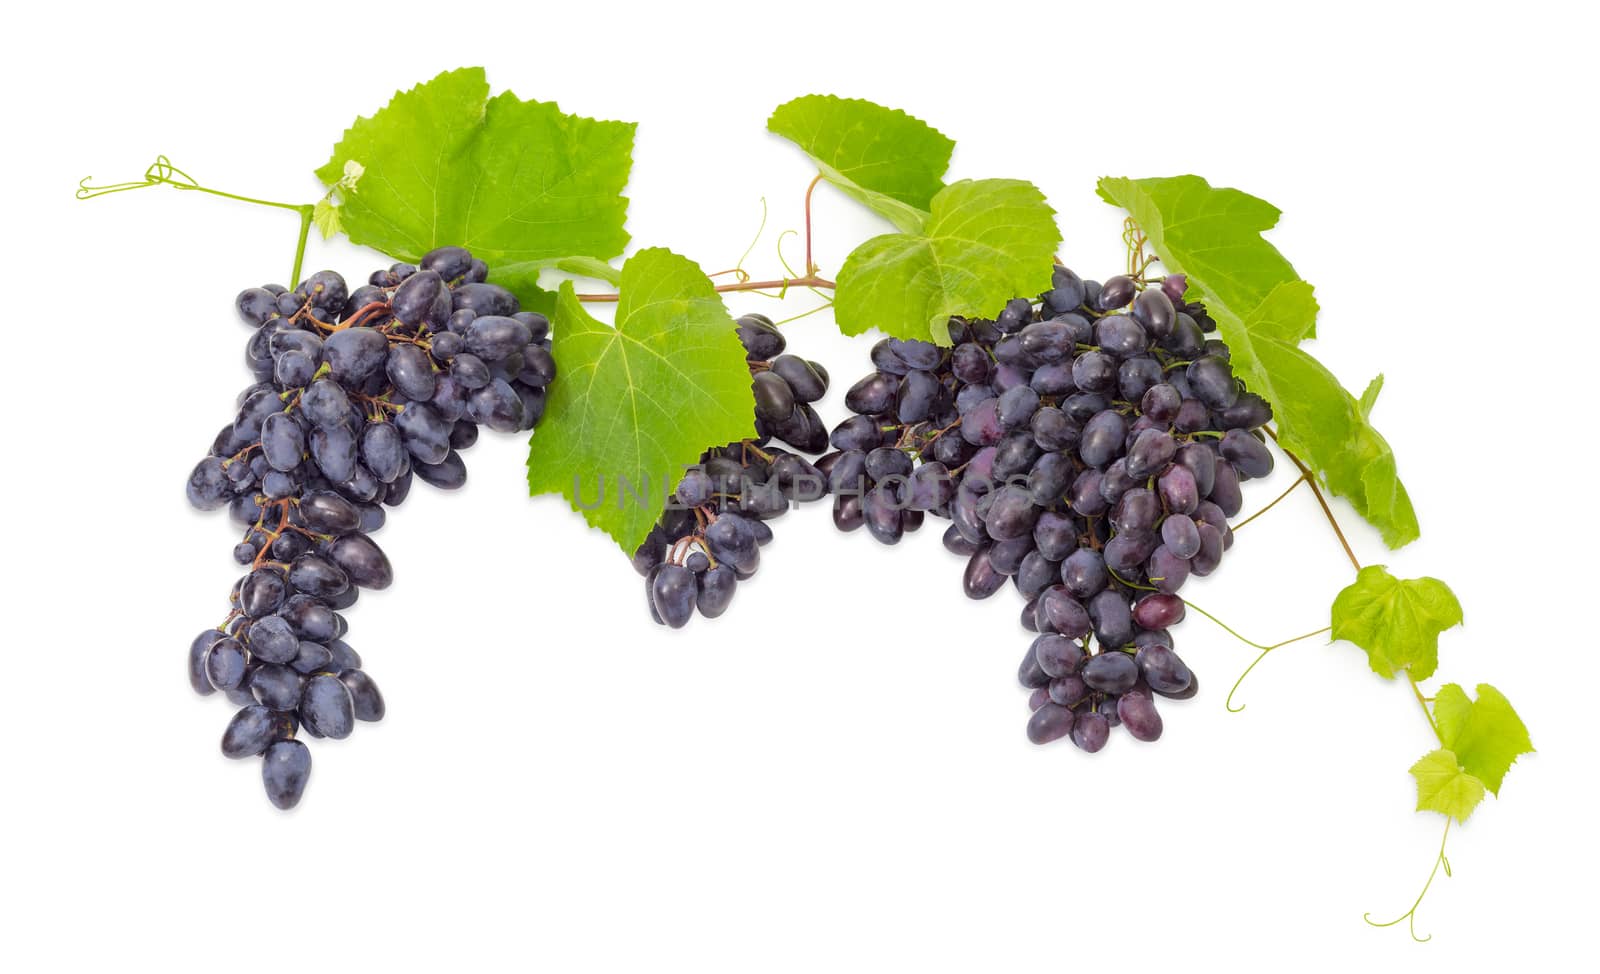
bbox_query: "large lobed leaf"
[769,95,1060,344]
[526,248,756,553]
[767,94,954,233]
[316,67,635,278]
[1330,566,1462,681]
[833,179,1060,344]
[1432,683,1533,796]
[1096,175,1420,548]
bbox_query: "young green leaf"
[1330,566,1463,681]
[316,67,635,275]
[312,199,342,240]
[1432,684,1533,796]
[526,248,756,553]
[1358,374,1384,420]
[1096,175,1420,548]
[1410,749,1486,823]
[833,179,1060,344]
[767,94,953,233]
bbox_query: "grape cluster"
[819,266,1273,752]
[632,313,830,626]
[184,246,555,808]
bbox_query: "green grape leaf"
[526,248,756,553]
[1432,684,1533,796]
[1330,566,1463,681]
[312,199,342,240]
[1097,175,1420,548]
[767,94,953,233]
[1410,749,1486,823]
[551,256,622,286]
[833,179,1060,344]
[316,67,635,273]
[1358,374,1384,420]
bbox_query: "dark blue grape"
[1060,549,1108,599]
[963,547,1006,599]
[1071,711,1110,753]
[770,355,826,402]
[296,490,359,535]
[1132,593,1185,629]
[1117,692,1163,742]
[1094,315,1147,358]
[1032,512,1078,561]
[1220,429,1274,479]
[261,740,312,810]
[896,370,941,424]
[1019,320,1074,362]
[222,706,291,759]
[1079,411,1127,468]
[1160,514,1201,559]
[339,669,386,721]
[1209,461,1243,517]
[186,457,232,510]
[300,674,355,739]
[250,664,303,711]
[950,343,992,384]
[959,398,1005,446]
[650,564,697,627]
[1027,703,1076,744]
[1125,428,1177,479]
[327,534,393,590]
[1071,351,1118,395]
[1135,644,1194,695]
[1096,276,1136,311]
[322,328,389,383]
[1132,288,1176,338]
[695,565,738,618]
[1033,633,1086,677]
[391,270,450,327]
[247,615,300,665]
[1082,651,1139,693]
[291,641,334,675]
[288,554,349,598]
[395,403,451,464]
[465,316,532,361]
[1088,590,1135,648]
[736,314,784,360]
[1186,356,1238,410]
[309,425,357,483]
[1042,266,1086,313]
[204,637,248,691]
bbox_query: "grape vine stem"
[76,156,316,285]
[574,276,836,303]
[1265,426,1457,934]
[576,174,835,303]
[1364,818,1452,942]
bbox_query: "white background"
[3,1,1594,970]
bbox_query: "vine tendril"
[77,156,316,284]
[1180,598,1331,712]
[1364,819,1452,942]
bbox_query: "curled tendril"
[77,155,199,200]
[1364,819,1453,942]
[1225,646,1272,713]
[1180,599,1331,714]
[730,197,768,284]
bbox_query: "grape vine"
[79,66,1532,940]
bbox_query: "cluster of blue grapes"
[184,246,554,808]
[818,266,1272,752]
[633,313,831,626]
